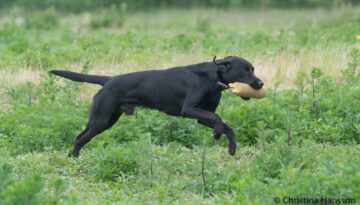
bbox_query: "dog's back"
[105,66,205,116]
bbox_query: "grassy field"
[1,7,360,204]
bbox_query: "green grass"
[0,7,359,86]
[1,143,359,204]
[1,7,360,205]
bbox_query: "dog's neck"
[216,70,229,89]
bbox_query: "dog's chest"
[198,89,222,111]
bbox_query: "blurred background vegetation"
[0,0,360,11]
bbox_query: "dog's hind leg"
[68,90,122,157]
[69,110,122,157]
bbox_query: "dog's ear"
[213,56,231,72]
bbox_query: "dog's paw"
[228,143,237,156]
[213,132,222,140]
[67,150,79,158]
[214,122,224,137]
[214,127,224,140]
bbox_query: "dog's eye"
[245,67,250,72]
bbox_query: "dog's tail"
[50,70,111,86]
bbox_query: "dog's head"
[213,56,264,100]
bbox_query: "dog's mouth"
[241,97,250,101]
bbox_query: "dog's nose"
[257,81,264,88]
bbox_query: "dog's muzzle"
[250,80,264,90]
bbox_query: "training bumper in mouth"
[229,82,267,99]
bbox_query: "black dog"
[50,56,264,157]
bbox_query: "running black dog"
[51,56,264,157]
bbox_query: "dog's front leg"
[197,119,223,140]
[181,107,224,137]
[197,119,237,155]
[180,92,239,154]
[181,92,225,136]
[223,123,237,155]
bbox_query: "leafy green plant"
[0,163,75,205]
[0,73,86,154]
[90,144,139,182]
[342,48,360,84]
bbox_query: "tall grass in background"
[0,7,359,88]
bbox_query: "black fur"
[50,70,111,86]
[51,56,264,157]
